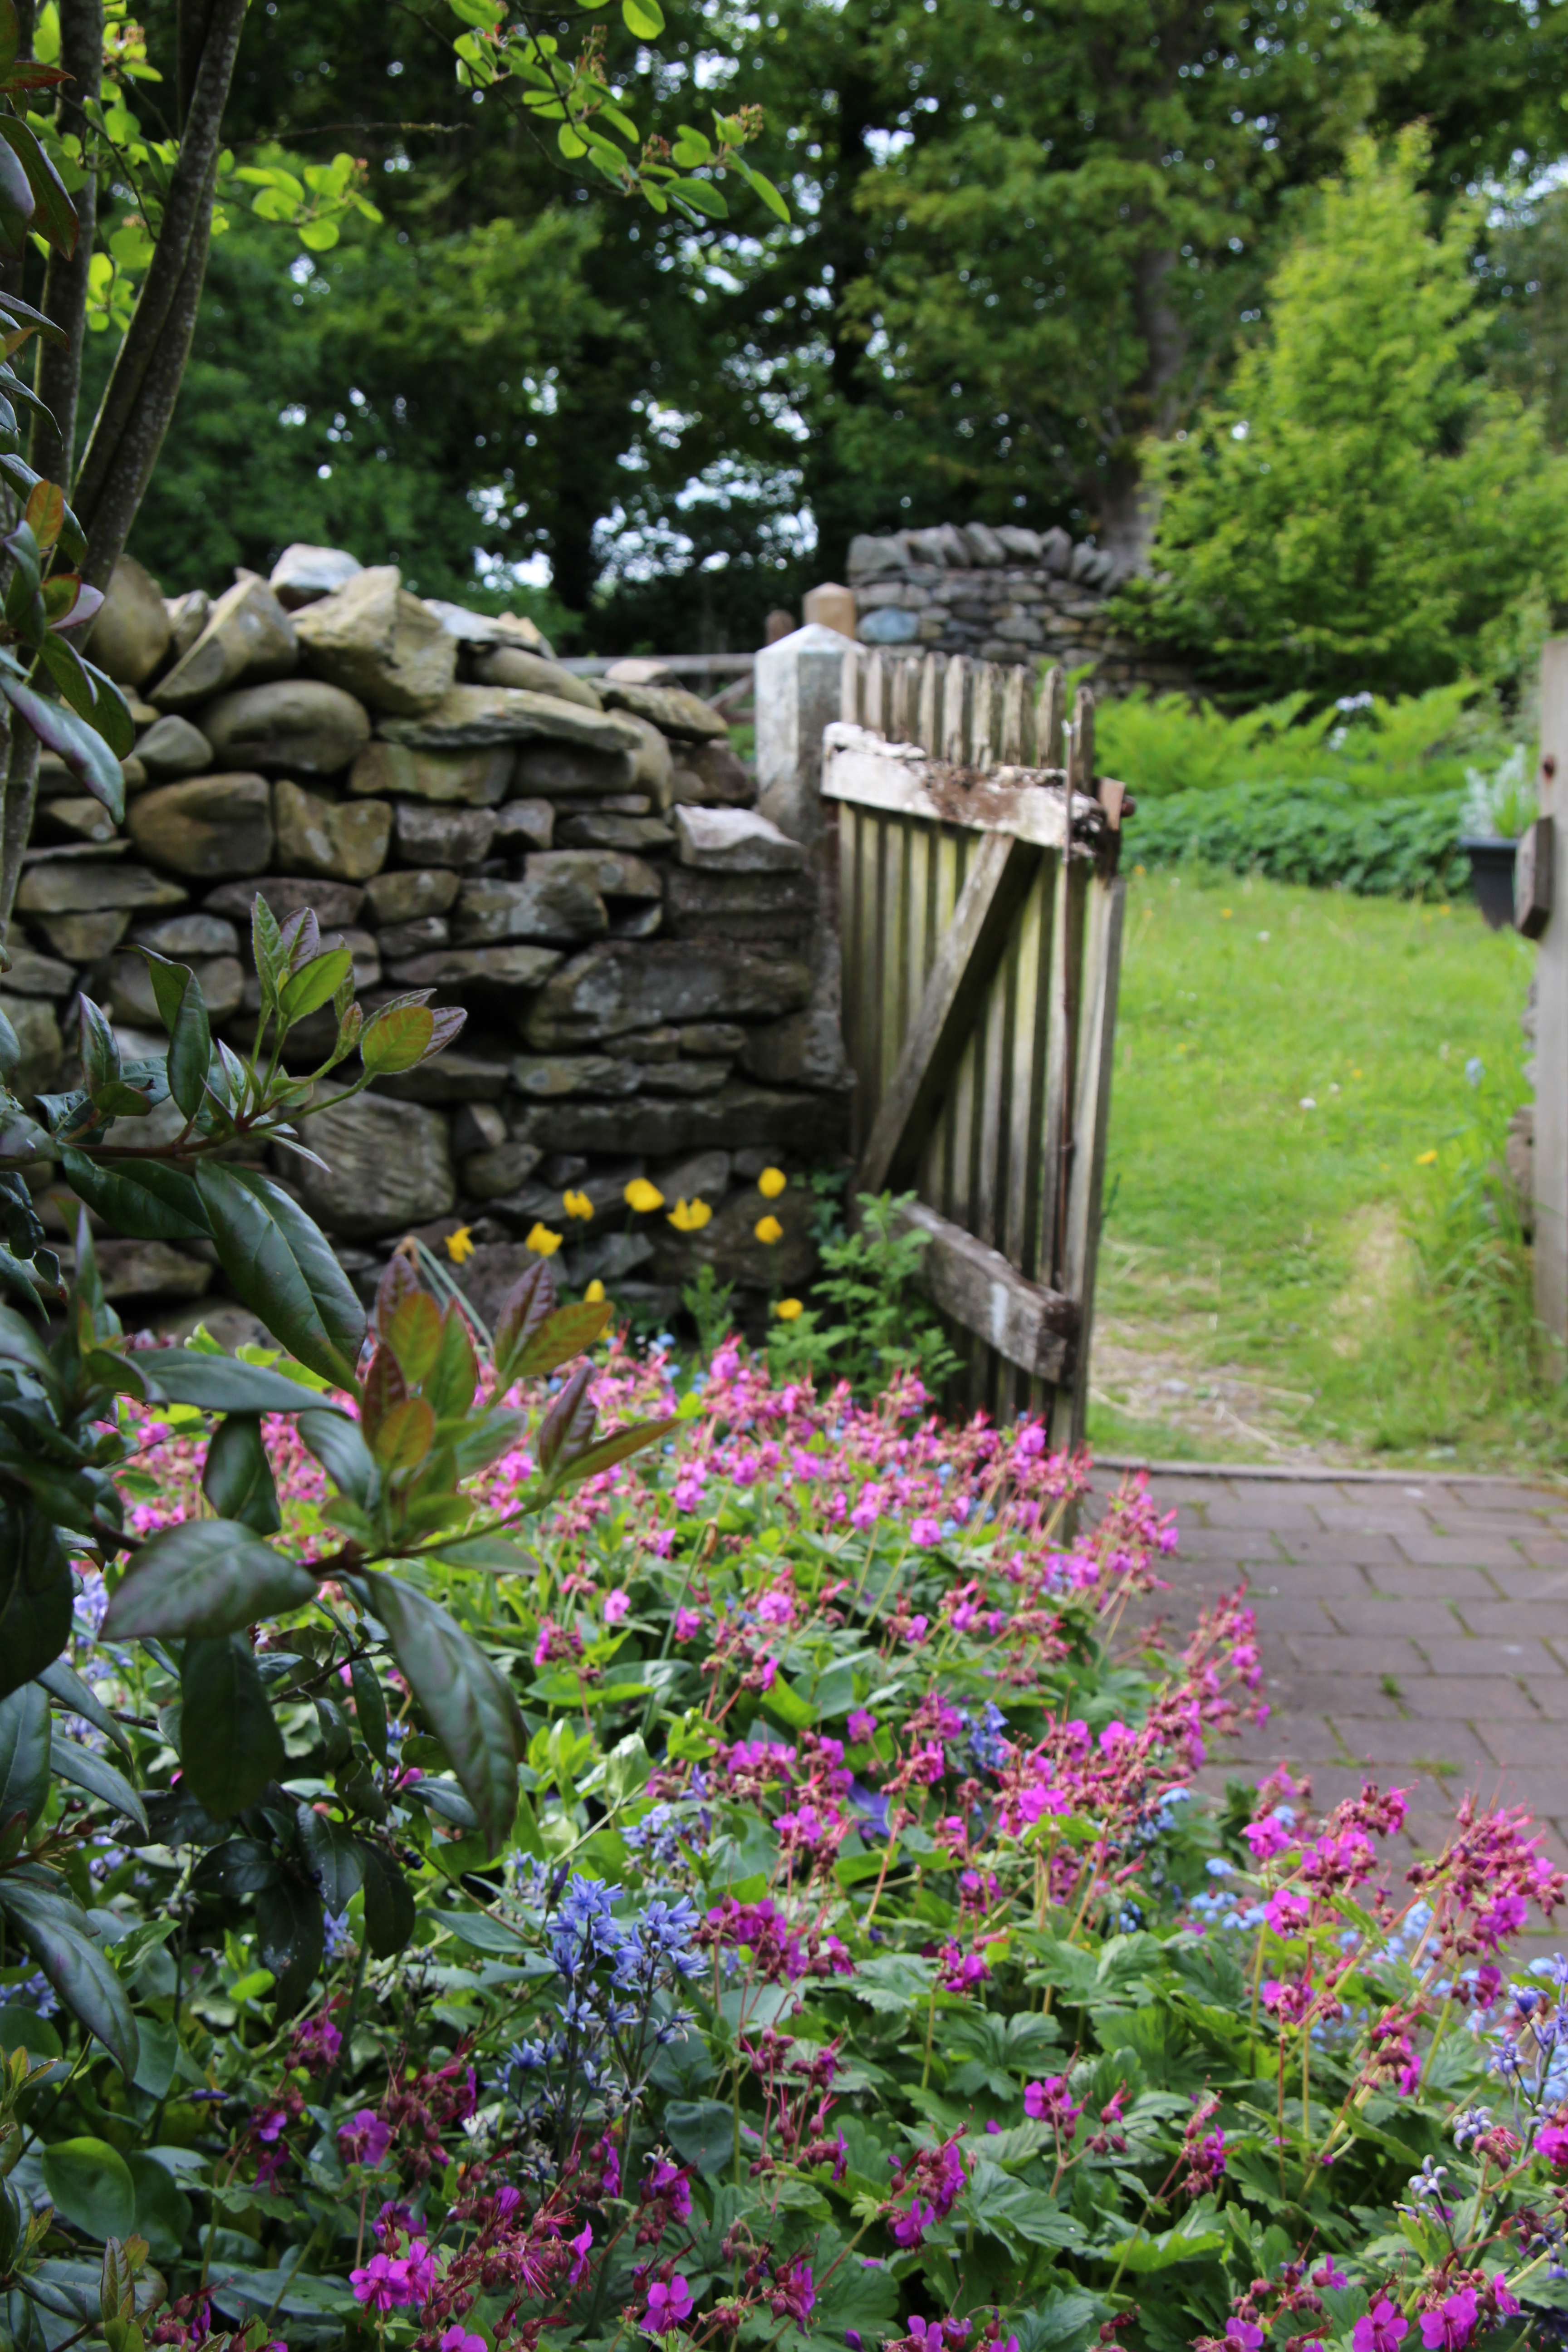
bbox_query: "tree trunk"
[29,0,102,488]
[1098,245,1186,576]
[72,0,246,588]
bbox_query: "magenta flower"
[1225,2326,1264,2352]
[568,2222,593,2287]
[252,2106,288,2144]
[909,1516,942,1548]
[351,2255,412,2313]
[673,1607,701,1642]
[338,2110,390,2166]
[1240,1813,1296,1860]
[907,1615,930,1643]
[441,2332,486,2352]
[1419,2292,1477,2352]
[847,1710,877,1743]
[643,2276,695,2335]
[604,1589,631,1624]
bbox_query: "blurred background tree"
[99,0,1568,663]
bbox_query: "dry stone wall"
[847,520,1188,692]
[10,546,851,1333]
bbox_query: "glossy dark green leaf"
[195,1163,364,1389]
[40,2141,134,2242]
[192,1838,279,1898]
[348,1657,387,1764]
[104,1514,315,1646]
[180,1635,284,1817]
[0,1681,49,1829]
[0,1552,71,1700]
[201,1416,281,1537]
[0,1881,138,2078]
[254,1877,323,2017]
[0,1172,43,1263]
[59,1153,210,1244]
[126,2151,191,2264]
[37,1659,131,1756]
[51,1734,147,1834]
[297,1406,376,1506]
[0,117,76,256]
[165,971,210,1125]
[0,137,33,261]
[102,1520,316,1642]
[137,1347,328,1414]
[358,1843,416,1957]
[362,1572,522,1854]
[294,1804,364,1915]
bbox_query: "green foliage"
[681,1261,737,1358]
[768,1191,961,1396]
[1097,681,1494,804]
[1127,780,1470,898]
[1123,132,1568,699]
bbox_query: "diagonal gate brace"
[856,827,1040,1196]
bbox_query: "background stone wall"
[847,520,1188,692]
[8,547,851,1337]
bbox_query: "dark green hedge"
[1126,779,1470,898]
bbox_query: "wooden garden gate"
[822,649,1128,1441]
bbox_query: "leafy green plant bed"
[1,1302,1564,2352]
[1126,781,1470,900]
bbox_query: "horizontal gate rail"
[822,643,1127,1440]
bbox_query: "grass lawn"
[1086,865,1556,1470]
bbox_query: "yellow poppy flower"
[775,1298,804,1322]
[667,1197,712,1232]
[525,1223,563,1255]
[584,1279,607,1303]
[444,1224,475,1265]
[1416,1149,1438,1166]
[563,1189,594,1220]
[755,1215,784,1245]
[624,1178,665,1213]
[757,1166,787,1199]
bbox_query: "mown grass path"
[1090,866,1544,1467]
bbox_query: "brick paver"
[1094,1465,1568,1889]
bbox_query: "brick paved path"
[1097,1465,1568,1886]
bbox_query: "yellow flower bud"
[774,1297,804,1322]
[584,1279,607,1303]
[624,1178,665,1213]
[563,1189,595,1220]
[525,1223,563,1256]
[757,1166,787,1199]
[443,1224,475,1265]
[755,1215,784,1245]
[667,1197,713,1233]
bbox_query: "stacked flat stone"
[8,544,846,1329]
[847,520,1189,691]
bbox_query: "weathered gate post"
[1534,637,1568,1361]
[752,624,853,1093]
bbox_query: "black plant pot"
[1461,836,1520,931]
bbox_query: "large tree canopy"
[1120,134,1568,700]
[116,0,1568,648]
